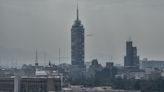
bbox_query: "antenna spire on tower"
[77,3,79,20]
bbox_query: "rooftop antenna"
[59,48,61,65]
[49,59,51,66]
[111,56,113,62]
[44,51,47,66]
[128,36,132,41]
[35,49,38,66]
[16,59,18,69]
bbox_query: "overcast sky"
[0,0,164,67]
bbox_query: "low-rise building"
[0,75,62,92]
[63,86,140,92]
[140,58,164,70]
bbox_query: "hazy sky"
[0,0,164,67]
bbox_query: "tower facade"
[124,41,139,69]
[71,6,85,67]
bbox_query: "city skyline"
[1,0,164,66]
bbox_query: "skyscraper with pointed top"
[71,5,85,67]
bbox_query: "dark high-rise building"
[71,6,85,67]
[124,41,139,69]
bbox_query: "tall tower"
[124,41,139,69]
[71,5,85,67]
